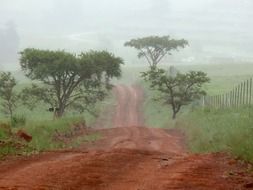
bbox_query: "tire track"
[113,85,144,127]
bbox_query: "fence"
[204,78,253,109]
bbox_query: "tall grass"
[22,117,86,151]
[0,117,101,158]
[0,91,114,157]
[177,107,253,163]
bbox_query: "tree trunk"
[172,104,181,120]
[172,111,177,120]
[8,101,13,119]
[56,109,64,118]
[54,105,65,119]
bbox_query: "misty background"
[0,0,253,70]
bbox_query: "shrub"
[11,115,26,128]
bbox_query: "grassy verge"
[176,107,253,163]
[143,84,253,163]
[0,91,115,158]
[0,117,102,158]
[22,117,87,151]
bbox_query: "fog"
[0,0,253,70]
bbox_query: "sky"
[0,0,253,70]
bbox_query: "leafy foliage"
[124,35,188,67]
[0,72,18,118]
[142,68,210,119]
[20,48,123,117]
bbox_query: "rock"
[16,130,32,142]
[244,183,253,188]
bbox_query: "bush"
[11,115,26,128]
[0,123,11,140]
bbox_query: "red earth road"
[113,85,144,127]
[0,85,252,190]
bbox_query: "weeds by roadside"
[0,117,102,158]
[177,107,253,163]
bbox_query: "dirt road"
[113,85,144,127]
[0,85,252,190]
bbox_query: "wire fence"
[204,78,253,108]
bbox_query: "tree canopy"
[124,35,188,67]
[0,72,17,118]
[20,48,123,117]
[142,68,209,119]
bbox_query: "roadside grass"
[177,107,253,163]
[22,117,86,151]
[0,117,102,158]
[0,90,114,157]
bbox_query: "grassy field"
[177,107,253,163]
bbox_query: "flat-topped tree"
[124,35,188,67]
[20,49,123,117]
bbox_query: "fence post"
[202,96,205,108]
[226,92,230,108]
[250,78,252,106]
[230,91,233,107]
[222,94,225,108]
[214,95,217,108]
[237,85,240,107]
[218,95,220,108]
[231,89,235,107]
[243,81,246,105]
[240,82,243,106]
[235,87,238,107]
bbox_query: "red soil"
[0,85,252,190]
[16,130,32,142]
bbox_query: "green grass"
[0,91,114,157]
[0,117,102,158]
[0,128,8,139]
[177,107,253,163]
[120,63,253,93]
[22,117,86,151]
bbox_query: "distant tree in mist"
[124,36,188,68]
